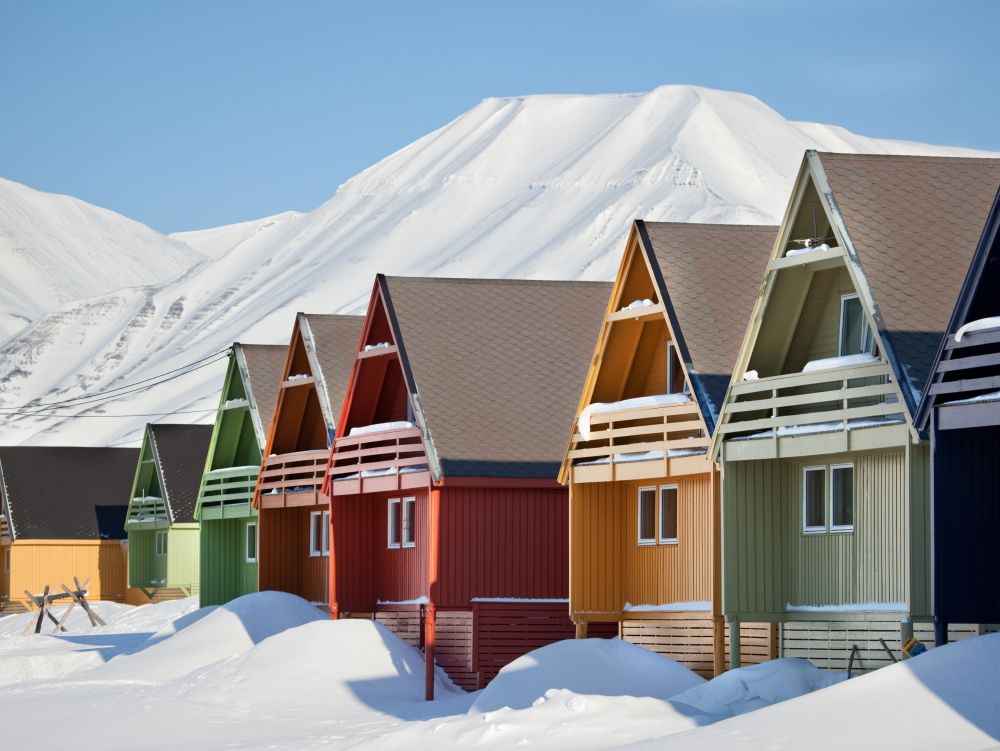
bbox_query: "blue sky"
[1,0,996,233]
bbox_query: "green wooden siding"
[165,525,200,593]
[723,447,924,619]
[127,528,167,588]
[200,517,258,606]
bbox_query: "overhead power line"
[0,408,217,419]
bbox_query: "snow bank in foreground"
[471,637,704,712]
[671,658,844,718]
[639,633,1000,750]
[93,591,326,681]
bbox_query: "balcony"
[931,324,1000,430]
[327,423,431,496]
[256,449,329,508]
[719,358,907,461]
[567,395,711,483]
[197,465,259,520]
[126,496,168,527]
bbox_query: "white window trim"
[658,484,679,544]
[637,486,657,546]
[309,510,330,557]
[838,293,875,356]
[387,498,401,549]
[245,522,258,563]
[402,497,416,548]
[154,529,168,557]
[3,547,9,572]
[829,463,855,533]
[802,466,827,534]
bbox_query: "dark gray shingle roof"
[148,424,213,524]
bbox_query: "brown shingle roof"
[301,314,365,431]
[818,152,1000,401]
[148,424,213,524]
[0,446,138,540]
[639,221,778,431]
[237,343,287,443]
[383,276,612,478]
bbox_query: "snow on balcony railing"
[255,449,329,502]
[327,422,429,494]
[198,465,259,510]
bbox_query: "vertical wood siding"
[570,475,714,618]
[127,529,167,588]
[724,448,911,617]
[258,506,329,603]
[376,490,428,603]
[200,518,258,606]
[2,541,128,609]
[932,426,1000,624]
[438,486,567,607]
[166,526,200,594]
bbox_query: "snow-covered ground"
[2,84,997,447]
[1,592,997,749]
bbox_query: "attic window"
[666,342,687,395]
[839,295,875,356]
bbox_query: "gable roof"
[299,314,365,431]
[0,446,138,541]
[236,343,286,445]
[638,221,778,432]
[816,152,1000,407]
[147,424,213,524]
[380,275,612,479]
[916,186,1000,430]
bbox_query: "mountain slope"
[1,85,994,447]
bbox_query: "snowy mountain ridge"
[1,84,995,447]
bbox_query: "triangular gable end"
[710,152,918,459]
[559,224,711,484]
[126,425,171,527]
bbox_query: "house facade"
[252,313,363,608]
[196,343,285,607]
[711,152,1000,670]
[559,221,777,676]
[324,275,611,697]
[126,424,212,601]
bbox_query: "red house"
[324,275,611,697]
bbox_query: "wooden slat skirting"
[622,616,771,677]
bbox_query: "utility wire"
[0,408,217,419]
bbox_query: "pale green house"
[126,423,213,600]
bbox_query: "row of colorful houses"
[2,151,999,696]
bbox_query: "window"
[245,522,257,563]
[638,487,657,545]
[387,499,401,548]
[830,465,854,531]
[659,486,678,543]
[309,510,329,556]
[666,342,687,394]
[154,530,168,557]
[839,294,874,356]
[402,497,416,548]
[3,548,9,572]
[803,467,827,532]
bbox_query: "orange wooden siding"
[1,540,129,611]
[258,506,329,604]
[570,472,715,619]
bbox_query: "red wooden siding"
[437,485,568,607]
[473,602,577,687]
[258,505,329,604]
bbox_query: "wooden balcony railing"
[127,496,168,526]
[327,426,430,495]
[197,465,259,519]
[719,361,906,456]
[568,400,710,482]
[255,449,329,508]
[932,328,1000,429]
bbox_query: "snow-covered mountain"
[1,85,994,447]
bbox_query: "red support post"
[424,486,441,700]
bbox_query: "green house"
[711,151,1000,672]
[196,343,286,606]
[126,423,213,600]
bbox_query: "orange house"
[253,313,364,609]
[559,221,776,675]
[0,446,138,613]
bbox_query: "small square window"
[659,486,678,543]
[402,498,416,548]
[309,511,329,556]
[830,465,854,531]
[638,487,656,545]
[803,468,826,532]
[245,522,258,563]
[387,499,401,549]
[154,530,168,557]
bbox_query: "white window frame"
[309,510,330,557]
[802,466,827,534]
[838,294,875,357]
[829,463,855,533]
[658,484,679,544]
[154,529,168,557]
[637,486,657,546]
[387,498,401,549]
[402,497,416,548]
[3,547,9,572]
[245,522,258,563]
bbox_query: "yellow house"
[0,446,138,613]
